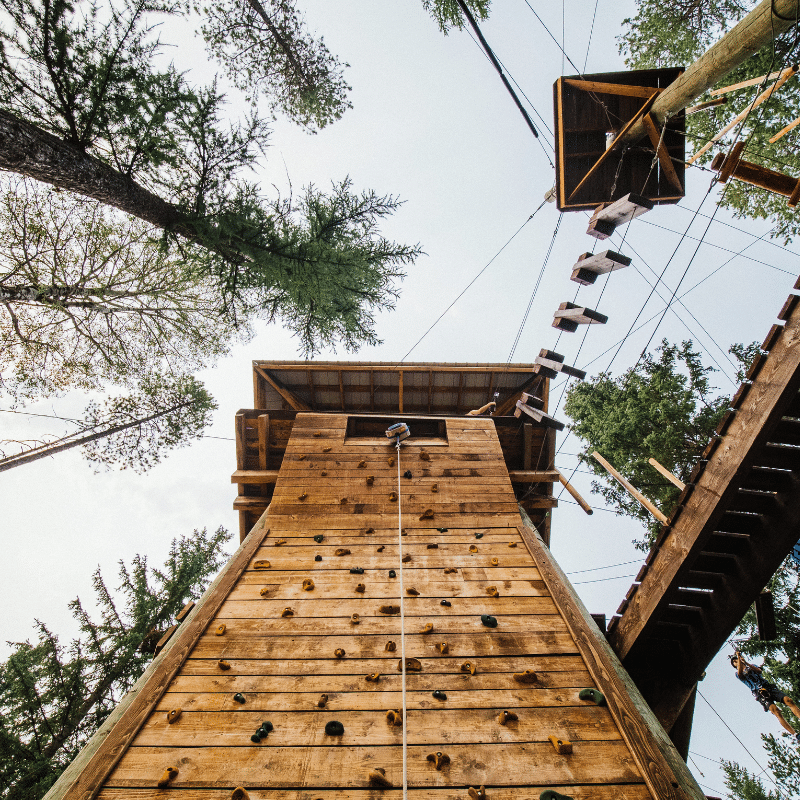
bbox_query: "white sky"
[2,1,800,797]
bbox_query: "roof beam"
[495,374,543,416]
[254,366,311,411]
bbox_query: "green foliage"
[564,340,753,549]
[618,0,800,241]
[0,526,232,800]
[421,0,491,33]
[722,761,784,800]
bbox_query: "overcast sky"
[3,1,799,796]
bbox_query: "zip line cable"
[399,204,546,362]
[583,0,601,72]
[395,437,409,800]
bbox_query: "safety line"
[395,438,409,800]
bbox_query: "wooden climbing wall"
[67,413,702,800]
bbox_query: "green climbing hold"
[578,688,606,706]
[350,567,365,574]
[389,570,397,578]
[259,721,274,734]
[475,532,484,539]
[432,690,447,700]
[437,527,448,532]
[539,791,573,800]
[440,600,451,607]
[315,555,322,561]
[233,693,246,704]
[480,614,498,628]
[314,535,324,543]
[250,733,261,743]
[325,720,345,736]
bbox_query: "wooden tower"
[43,361,704,800]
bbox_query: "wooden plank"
[710,66,793,95]
[237,566,542,582]
[254,366,311,411]
[509,470,560,483]
[564,78,663,98]
[518,519,705,800]
[132,706,619,747]
[257,415,270,472]
[45,513,274,800]
[247,553,539,571]
[592,452,668,524]
[647,458,686,490]
[556,469,593,515]
[107,742,644,789]
[231,470,280,484]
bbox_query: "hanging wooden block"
[514,400,565,431]
[755,590,777,641]
[586,193,654,239]
[570,250,631,285]
[712,141,800,206]
[534,350,587,380]
[552,302,608,332]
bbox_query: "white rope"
[395,438,409,800]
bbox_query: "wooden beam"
[556,468,593,515]
[517,515,706,800]
[338,370,345,411]
[494,374,543,416]
[370,369,375,411]
[230,469,280,484]
[398,370,404,412]
[44,513,273,800]
[643,113,684,192]
[685,96,728,114]
[257,415,270,471]
[307,370,316,406]
[515,400,565,431]
[769,113,800,143]
[712,142,800,199]
[592,451,668,524]
[428,369,433,413]
[508,470,560,483]
[254,366,311,411]
[648,457,685,490]
[456,371,464,410]
[564,78,663,98]
[710,67,793,96]
[523,423,533,471]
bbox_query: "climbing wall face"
[100,414,655,799]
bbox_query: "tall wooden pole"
[617,0,800,147]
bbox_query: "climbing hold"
[480,614,498,628]
[377,545,385,552]
[315,555,325,563]
[385,641,397,652]
[579,688,606,706]
[350,567,365,574]
[444,567,458,574]
[490,558,499,566]
[440,599,451,607]
[157,766,179,788]
[368,768,393,788]
[260,586,271,597]
[351,613,361,625]
[366,476,375,486]
[468,787,487,800]
[461,661,476,675]
[340,497,348,504]
[366,672,381,683]
[422,622,434,634]
[314,534,324,543]
[426,751,450,769]
[355,583,366,593]
[539,792,573,800]
[389,492,398,502]
[380,605,400,615]
[497,710,519,725]
[303,579,315,591]
[401,554,412,563]
[166,708,182,724]
[427,543,439,549]
[325,720,344,736]
[548,735,573,754]
[432,690,447,701]
[233,693,246,704]
[320,470,328,477]
[386,709,403,725]
[508,542,518,548]
[317,694,328,707]
[231,788,250,800]
[406,587,420,596]
[469,545,478,554]
[387,457,395,466]
[419,509,434,521]
[335,548,351,556]
[313,431,322,437]
[437,527,449,532]
[218,659,231,671]
[334,648,346,658]
[366,527,375,534]
[298,492,308,501]
[389,570,397,578]
[399,657,423,672]
[486,586,500,597]
[256,721,273,739]
[281,607,294,617]
[513,669,538,684]
[358,460,367,468]
[420,451,431,462]
[275,539,287,546]
[437,642,450,654]
[475,533,484,539]
[215,624,226,636]
[431,483,439,493]
[323,447,332,453]
[403,470,412,479]
[253,560,271,570]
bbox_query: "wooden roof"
[252,361,545,417]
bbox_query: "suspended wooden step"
[587,193,653,239]
[755,591,777,641]
[552,302,608,333]
[514,393,565,431]
[534,349,586,380]
[553,67,686,211]
[571,250,632,285]
[712,141,800,206]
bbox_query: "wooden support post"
[508,469,561,483]
[398,370,404,413]
[234,413,246,499]
[615,0,800,148]
[258,414,270,497]
[712,141,800,205]
[556,468,593,515]
[685,97,728,114]
[648,457,686,490]
[523,423,533,471]
[710,67,794,96]
[592,451,668,524]
[770,113,800,143]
